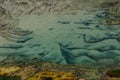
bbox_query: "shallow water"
[0,10,119,68]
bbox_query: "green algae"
[0,76,21,80]
[106,70,120,77]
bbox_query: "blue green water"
[0,10,120,68]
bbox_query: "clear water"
[0,10,120,68]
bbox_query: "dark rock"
[57,21,70,24]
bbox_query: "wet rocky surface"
[0,1,119,79]
[0,0,120,68]
[0,62,103,80]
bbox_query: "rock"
[72,56,96,64]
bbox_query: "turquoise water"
[0,10,120,68]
